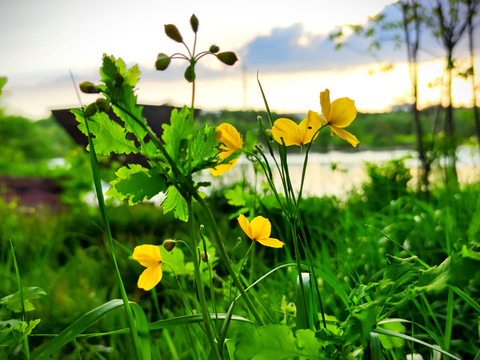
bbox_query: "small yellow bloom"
[237,214,284,248]
[271,110,322,147]
[209,123,243,176]
[311,89,358,147]
[132,245,163,291]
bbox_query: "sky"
[0,0,478,119]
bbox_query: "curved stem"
[194,194,265,325]
[187,200,221,360]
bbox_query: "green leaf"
[235,325,325,359]
[1,287,46,313]
[189,124,218,171]
[0,77,6,96]
[162,186,189,222]
[161,107,193,164]
[107,164,167,205]
[160,244,187,275]
[125,64,141,87]
[377,320,406,349]
[32,300,125,359]
[73,109,138,156]
[0,319,41,360]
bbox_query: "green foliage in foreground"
[1,162,480,358]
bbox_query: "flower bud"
[216,52,238,66]
[184,64,195,83]
[84,103,97,118]
[165,24,183,43]
[155,53,171,71]
[190,14,199,33]
[265,129,273,139]
[257,116,263,122]
[80,81,101,94]
[200,251,210,262]
[163,239,176,252]
[209,45,220,54]
[95,98,110,113]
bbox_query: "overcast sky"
[0,0,477,118]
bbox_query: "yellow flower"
[271,110,322,147]
[237,214,284,248]
[209,123,242,176]
[132,245,163,291]
[311,89,359,147]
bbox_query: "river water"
[200,146,480,198]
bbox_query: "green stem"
[187,200,221,360]
[194,194,265,325]
[84,115,144,359]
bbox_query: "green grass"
[2,159,479,358]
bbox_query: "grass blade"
[9,238,30,359]
[33,299,125,359]
[372,328,461,360]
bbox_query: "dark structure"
[0,176,63,209]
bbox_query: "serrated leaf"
[161,106,193,164]
[189,124,218,171]
[0,319,41,358]
[72,109,138,156]
[107,164,167,205]
[162,186,189,222]
[1,287,46,313]
[125,64,141,87]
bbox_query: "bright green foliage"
[1,287,46,313]
[0,77,6,96]
[100,55,147,144]
[160,244,186,275]
[161,107,194,165]
[235,324,326,359]
[378,321,406,349]
[189,124,218,171]
[73,109,138,156]
[106,165,167,205]
[73,55,223,221]
[162,186,189,222]
[0,319,40,359]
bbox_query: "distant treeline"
[197,106,478,151]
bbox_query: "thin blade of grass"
[372,328,461,360]
[449,285,480,313]
[131,303,152,360]
[9,238,30,359]
[369,332,382,360]
[32,299,124,359]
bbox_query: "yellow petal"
[272,118,302,146]
[320,89,331,121]
[256,237,285,248]
[330,126,359,147]
[137,263,163,291]
[215,123,242,151]
[237,214,253,239]
[132,245,162,268]
[298,111,323,144]
[328,97,357,127]
[209,157,238,176]
[249,216,272,240]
